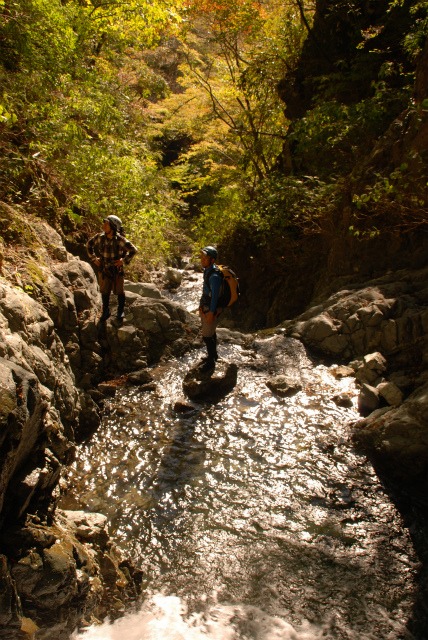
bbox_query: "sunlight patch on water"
[62,339,419,639]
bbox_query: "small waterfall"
[71,593,324,639]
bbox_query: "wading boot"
[199,336,217,373]
[213,333,219,361]
[100,294,111,321]
[199,333,219,366]
[116,293,126,324]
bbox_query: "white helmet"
[106,215,122,233]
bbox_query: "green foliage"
[139,0,312,258]
[289,80,412,178]
[348,225,380,239]
[128,206,180,267]
[0,0,78,77]
[192,183,245,247]
[0,0,186,264]
[392,0,428,58]
[1,0,426,271]
[350,147,428,234]
[246,174,337,240]
[172,0,304,189]
[0,102,18,126]
[193,172,337,249]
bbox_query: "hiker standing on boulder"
[87,215,137,323]
[198,245,224,373]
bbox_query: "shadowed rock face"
[353,380,428,493]
[0,511,140,639]
[0,221,200,638]
[277,0,413,118]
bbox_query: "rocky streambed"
[64,329,423,639]
[0,217,428,637]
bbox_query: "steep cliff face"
[0,205,200,638]
[221,220,428,333]
[222,0,428,333]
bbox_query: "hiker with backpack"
[198,246,223,373]
[198,245,241,373]
[87,215,137,323]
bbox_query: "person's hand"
[114,258,124,267]
[94,257,101,267]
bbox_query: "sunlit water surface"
[65,335,420,640]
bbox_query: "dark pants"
[98,269,124,295]
[98,266,126,320]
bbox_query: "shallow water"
[65,333,420,640]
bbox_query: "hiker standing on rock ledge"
[87,215,137,323]
[198,245,224,373]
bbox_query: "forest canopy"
[0,0,427,271]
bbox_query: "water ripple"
[64,340,419,639]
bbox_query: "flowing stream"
[64,273,421,640]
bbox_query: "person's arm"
[115,237,137,267]
[87,235,101,267]
[208,270,222,313]
[123,239,137,264]
[199,269,216,318]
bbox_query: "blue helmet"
[201,245,217,259]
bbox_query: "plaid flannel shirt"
[87,232,137,266]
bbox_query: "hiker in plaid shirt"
[87,215,137,323]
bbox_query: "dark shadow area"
[369,467,428,640]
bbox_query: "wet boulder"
[172,399,199,415]
[266,373,302,398]
[124,280,162,299]
[286,266,428,366]
[164,267,183,289]
[332,392,354,408]
[358,383,381,416]
[377,381,404,407]
[183,361,238,402]
[59,510,109,546]
[352,352,387,385]
[353,380,428,491]
[127,369,154,385]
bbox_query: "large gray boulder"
[353,381,428,492]
[98,294,200,371]
[286,266,428,367]
[124,280,162,298]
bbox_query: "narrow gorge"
[1,204,427,638]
